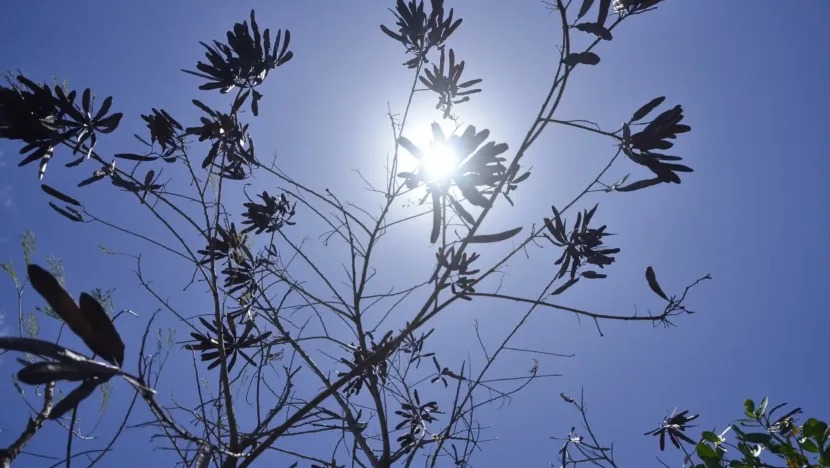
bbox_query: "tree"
[0,1,713,466]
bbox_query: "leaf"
[645,266,669,300]
[469,227,522,244]
[48,202,83,222]
[0,337,87,362]
[581,270,607,279]
[695,442,719,461]
[41,184,81,206]
[616,178,662,192]
[551,278,579,296]
[577,0,595,19]
[27,265,125,366]
[597,0,611,26]
[430,192,441,243]
[803,418,828,440]
[114,153,156,161]
[631,96,666,122]
[741,433,772,444]
[49,378,100,420]
[562,52,600,66]
[79,293,125,366]
[17,360,117,385]
[574,22,613,40]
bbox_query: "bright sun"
[421,142,458,183]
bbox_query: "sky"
[1,1,830,466]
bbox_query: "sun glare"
[421,142,458,183]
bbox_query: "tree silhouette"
[0,1,712,466]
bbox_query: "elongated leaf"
[17,360,117,385]
[49,379,100,420]
[645,266,668,300]
[551,278,579,296]
[469,226,522,244]
[577,0,595,19]
[430,192,441,243]
[597,0,611,25]
[79,293,125,366]
[49,202,83,222]
[114,153,156,162]
[616,178,661,192]
[28,264,90,339]
[631,96,666,122]
[0,337,87,362]
[41,184,81,206]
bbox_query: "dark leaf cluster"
[0,265,132,419]
[141,108,183,158]
[339,331,393,396]
[398,124,509,242]
[544,204,619,281]
[0,75,123,179]
[435,246,480,300]
[400,326,435,367]
[395,389,441,452]
[186,99,256,180]
[612,0,663,16]
[183,9,292,115]
[185,316,273,371]
[618,97,693,190]
[420,49,482,119]
[645,410,698,451]
[241,190,296,234]
[110,169,163,204]
[380,0,462,68]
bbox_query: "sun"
[420,141,458,183]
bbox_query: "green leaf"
[696,441,720,460]
[798,437,819,453]
[469,227,522,244]
[803,418,828,440]
[701,431,720,443]
[744,399,755,418]
[741,433,772,444]
[757,397,768,417]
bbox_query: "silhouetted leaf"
[551,278,579,296]
[645,266,668,300]
[562,52,600,66]
[577,0,595,19]
[469,226,522,244]
[114,153,156,162]
[597,0,611,25]
[616,178,661,192]
[581,270,607,279]
[48,202,83,222]
[49,378,100,420]
[575,22,613,40]
[79,293,125,366]
[430,192,441,243]
[631,96,666,122]
[17,360,117,385]
[0,337,86,362]
[41,184,81,206]
[78,173,106,187]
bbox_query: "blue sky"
[1,1,829,466]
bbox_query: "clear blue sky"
[1,1,829,466]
